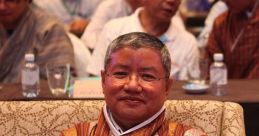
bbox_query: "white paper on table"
[73,77,104,98]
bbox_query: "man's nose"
[124,74,142,93]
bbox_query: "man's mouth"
[120,96,144,103]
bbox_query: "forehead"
[107,47,165,71]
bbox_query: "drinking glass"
[46,62,70,96]
[188,58,209,85]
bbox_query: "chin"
[158,15,173,23]
[117,110,149,123]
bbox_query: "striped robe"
[206,7,259,79]
[61,110,207,136]
[0,6,75,83]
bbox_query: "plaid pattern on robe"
[0,6,75,83]
[60,110,207,136]
[206,7,259,79]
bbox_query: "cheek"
[144,84,168,98]
[103,80,124,96]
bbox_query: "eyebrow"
[110,64,130,70]
[139,66,159,73]
[109,64,161,74]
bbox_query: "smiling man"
[87,0,199,80]
[61,32,207,136]
[0,0,74,83]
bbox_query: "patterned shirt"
[60,109,207,136]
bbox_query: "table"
[0,79,259,136]
[168,79,259,103]
[168,80,259,136]
[0,80,69,101]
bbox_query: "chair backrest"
[0,100,245,136]
[165,100,245,136]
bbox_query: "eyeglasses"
[0,0,19,8]
[105,71,167,84]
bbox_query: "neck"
[112,115,138,131]
[139,10,170,37]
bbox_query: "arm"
[81,0,126,49]
[198,1,228,47]
[86,24,112,76]
[36,23,75,78]
[205,19,224,66]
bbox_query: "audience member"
[87,0,199,80]
[81,0,185,49]
[34,0,103,37]
[61,32,207,136]
[0,0,75,83]
[206,0,259,79]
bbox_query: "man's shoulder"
[28,7,66,37]
[167,24,197,45]
[99,0,124,8]
[102,14,137,39]
[168,22,196,39]
[31,7,63,30]
[105,15,133,30]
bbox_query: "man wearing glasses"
[61,32,206,136]
[0,0,75,83]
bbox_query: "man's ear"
[165,79,173,96]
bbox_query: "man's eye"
[112,72,128,79]
[141,74,157,81]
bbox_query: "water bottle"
[210,53,227,96]
[21,53,40,98]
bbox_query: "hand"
[69,19,89,37]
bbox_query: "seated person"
[87,0,199,80]
[81,0,185,49]
[205,0,259,79]
[60,32,207,136]
[0,0,75,83]
[33,0,103,37]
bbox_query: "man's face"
[144,0,180,22]
[0,0,29,28]
[222,0,253,14]
[101,47,173,129]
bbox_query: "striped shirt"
[0,6,75,83]
[206,7,259,79]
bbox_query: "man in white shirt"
[87,0,199,80]
[34,0,103,37]
[81,0,185,49]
